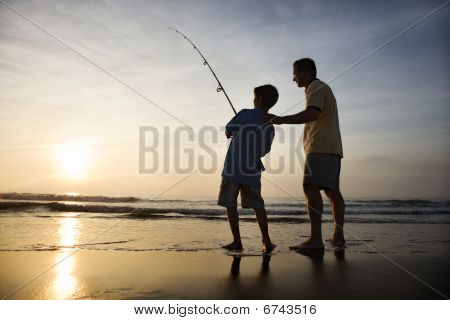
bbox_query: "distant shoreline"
[2,192,450,202]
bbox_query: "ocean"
[1,193,449,255]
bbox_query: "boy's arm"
[225,110,243,138]
[261,125,275,156]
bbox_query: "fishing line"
[169,27,237,115]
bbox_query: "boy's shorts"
[217,178,265,209]
[303,153,341,191]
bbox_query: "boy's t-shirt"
[222,108,275,187]
[304,79,343,158]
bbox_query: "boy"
[218,84,278,253]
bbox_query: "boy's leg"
[241,185,276,253]
[324,188,345,245]
[290,183,324,250]
[223,207,243,250]
[253,207,270,243]
[218,179,242,250]
[253,207,276,253]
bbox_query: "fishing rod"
[169,26,237,115]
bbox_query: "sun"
[57,141,90,179]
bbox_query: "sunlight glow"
[57,141,90,179]
[64,192,80,197]
[52,215,81,299]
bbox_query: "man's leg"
[325,188,346,245]
[290,184,324,250]
[222,207,243,250]
[253,207,276,253]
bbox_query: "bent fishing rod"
[169,27,237,115]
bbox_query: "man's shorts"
[217,178,265,209]
[303,153,341,191]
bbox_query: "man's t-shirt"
[222,108,275,186]
[303,79,343,157]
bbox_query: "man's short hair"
[293,58,317,78]
[254,84,279,110]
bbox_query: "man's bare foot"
[289,239,324,252]
[262,242,276,254]
[222,242,243,251]
[326,237,346,246]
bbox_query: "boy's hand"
[265,113,283,125]
[225,131,231,139]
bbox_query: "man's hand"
[264,113,283,125]
[265,108,320,125]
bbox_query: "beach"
[0,194,449,299]
[1,250,449,300]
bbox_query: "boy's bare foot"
[262,242,276,254]
[222,242,243,251]
[289,239,324,252]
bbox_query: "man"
[266,58,345,251]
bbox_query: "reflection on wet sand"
[227,249,345,282]
[228,255,272,279]
[334,247,346,261]
[292,247,347,284]
[2,246,446,299]
[260,255,271,277]
[296,250,325,265]
[230,256,241,278]
[51,213,80,299]
[291,247,346,264]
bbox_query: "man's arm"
[265,107,320,125]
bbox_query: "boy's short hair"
[293,58,317,78]
[254,84,279,110]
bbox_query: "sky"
[0,0,449,199]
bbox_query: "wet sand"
[1,250,448,299]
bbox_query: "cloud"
[0,0,448,197]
